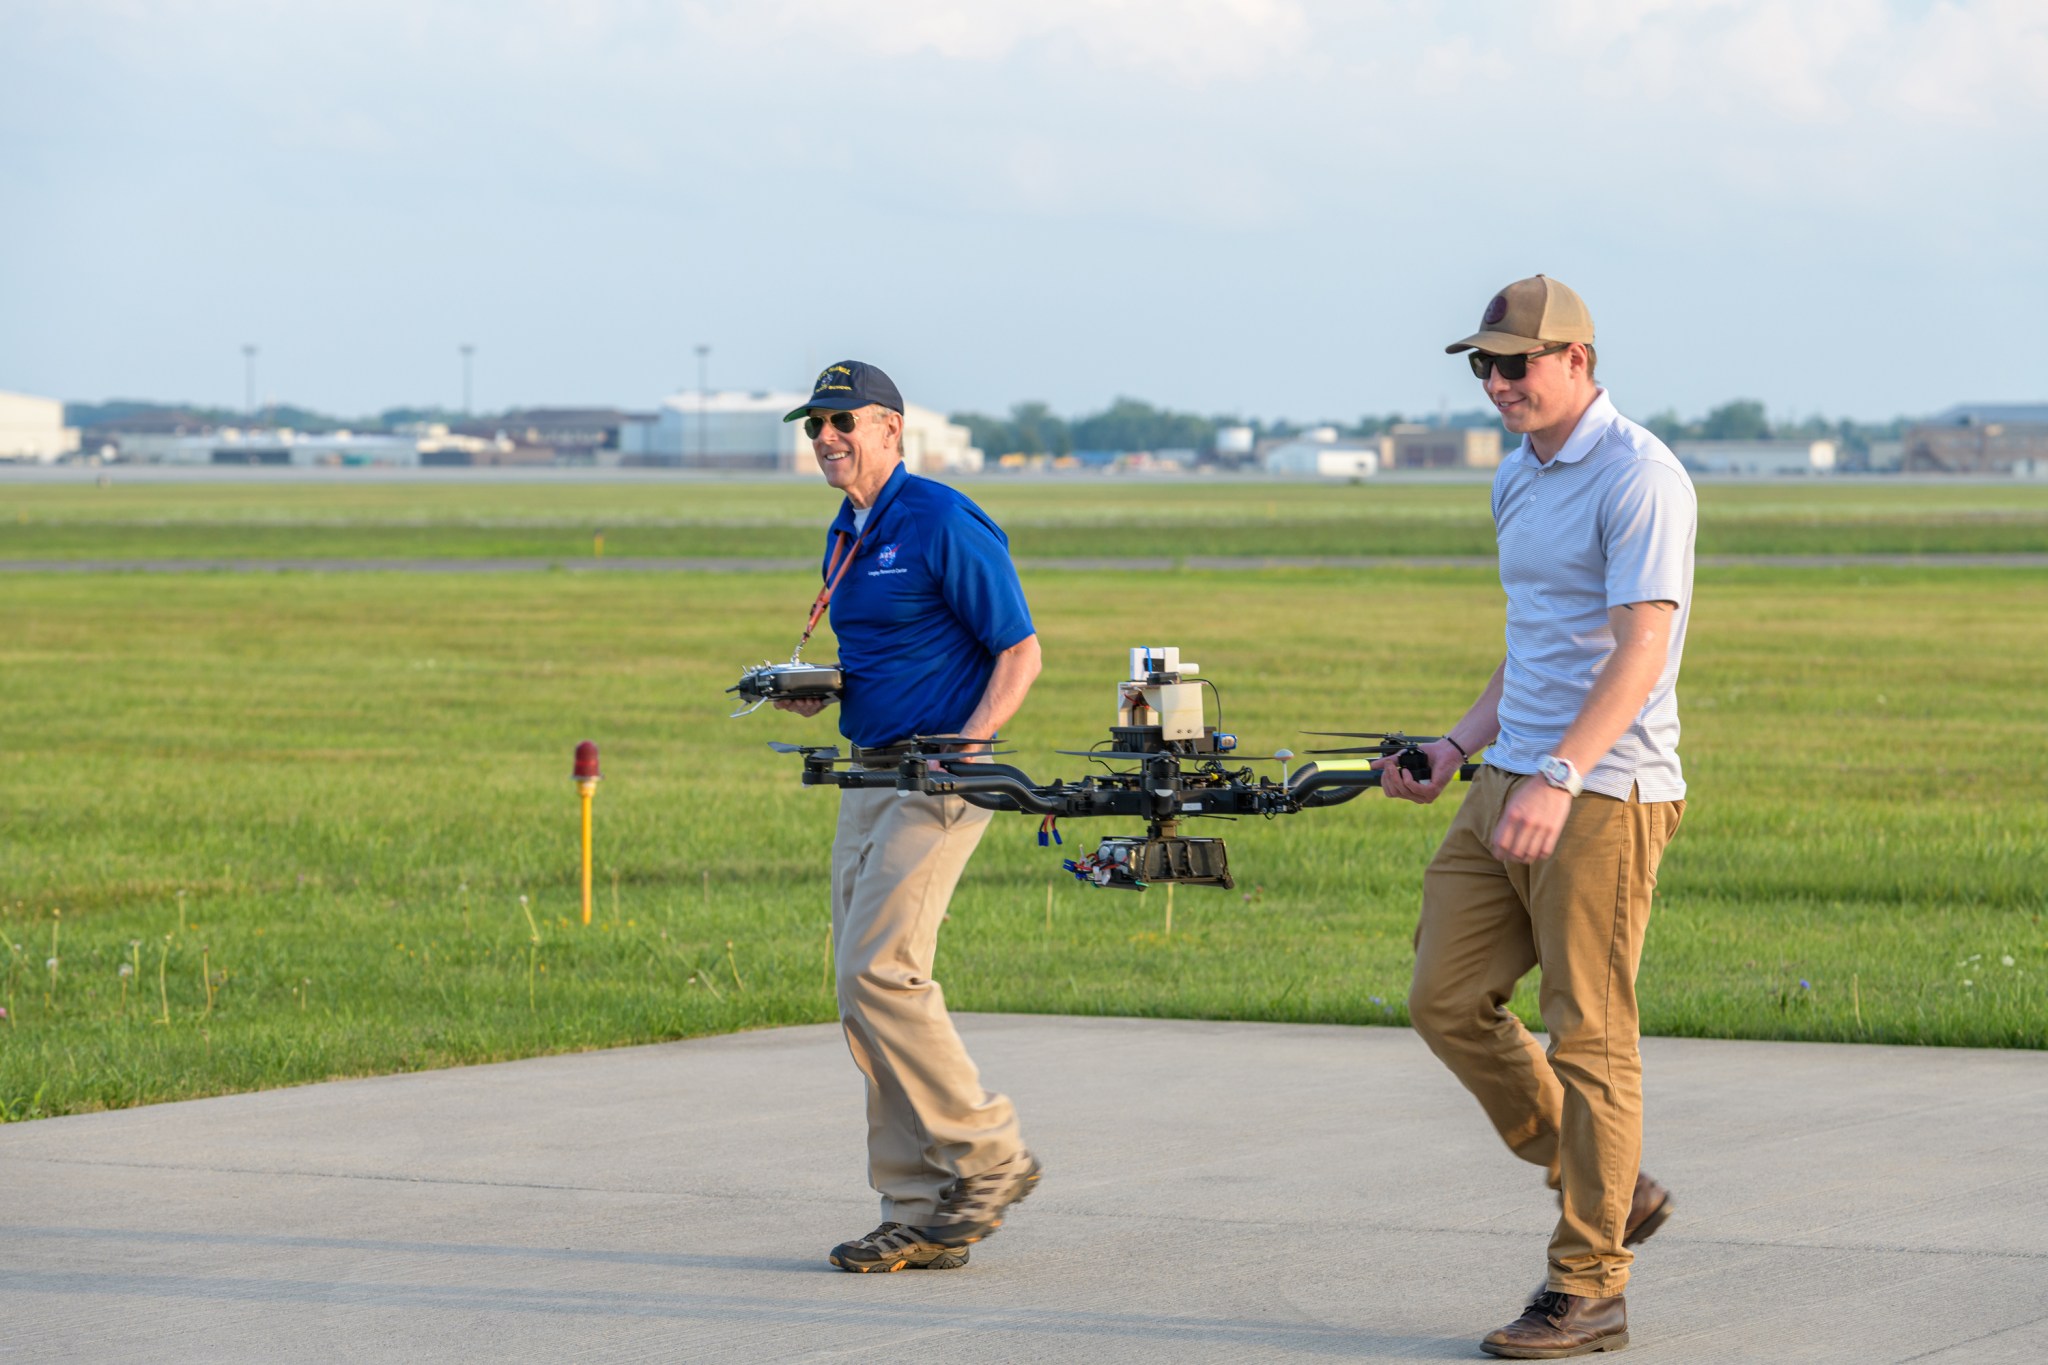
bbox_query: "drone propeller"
[1302,730,1439,756]
[768,741,841,759]
[1054,748,1174,762]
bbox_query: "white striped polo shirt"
[1488,389,1696,802]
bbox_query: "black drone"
[757,647,1476,891]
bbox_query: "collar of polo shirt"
[1516,388,1618,469]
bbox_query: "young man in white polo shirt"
[1379,276,1695,1359]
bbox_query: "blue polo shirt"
[823,464,1035,749]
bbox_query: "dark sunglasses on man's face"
[1469,342,1570,382]
[804,411,859,439]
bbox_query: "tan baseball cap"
[1445,274,1595,354]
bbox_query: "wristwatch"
[1537,754,1584,798]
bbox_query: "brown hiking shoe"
[1625,1173,1673,1247]
[828,1222,970,1273]
[912,1150,1043,1248]
[1481,1291,1628,1358]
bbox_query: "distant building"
[114,428,511,467]
[1902,405,2048,475]
[619,391,982,474]
[453,408,633,465]
[1386,424,1501,470]
[406,425,530,466]
[0,390,81,462]
[1261,429,1382,478]
[1676,439,1837,475]
[1214,425,1256,463]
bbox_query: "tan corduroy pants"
[832,785,1024,1224]
[1408,765,1683,1298]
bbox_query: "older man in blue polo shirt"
[772,361,1045,1274]
[1379,278,1695,1359]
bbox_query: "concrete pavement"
[4,1015,2045,1362]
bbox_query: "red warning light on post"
[573,741,601,782]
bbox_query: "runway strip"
[6,1016,2044,1363]
[4,553,2046,573]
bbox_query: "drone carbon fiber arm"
[793,745,1477,819]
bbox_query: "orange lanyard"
[796,529,864,658]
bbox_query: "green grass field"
[2,531,2043,1119]
[6,477,2048,558]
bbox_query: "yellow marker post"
[573,741,601,925]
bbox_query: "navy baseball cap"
[782,360,904,422]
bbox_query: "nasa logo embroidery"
[878,543,899,569]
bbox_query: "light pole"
[694,343,710,460]
[242,344,258,421]
[460,344,475,416]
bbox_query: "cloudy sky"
[3,1,2043,424]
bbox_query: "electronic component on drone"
[762,646,1478,891]
[1119,646,1205,741]
[1064,834,1231,892]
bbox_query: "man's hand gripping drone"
[747,646,1479,891]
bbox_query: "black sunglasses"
[1468,342,1570,382]
[804,411,859,439]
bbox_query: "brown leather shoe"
[1625,1172,1673,1247]
[1481,1291,1628,1358]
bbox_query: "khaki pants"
[832,785,1023,1224]
[1408,765,1683,1298]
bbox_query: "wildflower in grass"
[2002,955,2016,967]
[118,963,133,978]
[1799,980,1810,990]
[1963,979,1974,988]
